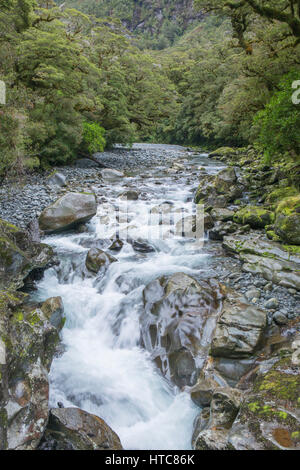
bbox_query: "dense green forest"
[0,0,299,177]
[60,0,203,49]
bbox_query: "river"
[32,144,227,450]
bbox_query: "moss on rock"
[233,206,275,229]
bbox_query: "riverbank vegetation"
[0,0,299,177]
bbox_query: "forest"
[0,0,299,177]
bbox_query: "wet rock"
[39,193,97,234]
[130,239,155,253]
[233,206,275,229]
[109,239,124,252]
[86,248,117,274]
[0,292,64,450]
[39,408,123,450]
[141,273,223,388]
[119,190,139,201]
[210,290,267,359]
[41,297,65,330]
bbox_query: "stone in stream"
[86,248,117,274]
[39,192,97,234]
[39,408,123,450]
[41,296,65,330]
[141,273,224,388]
[119,190,139,200]
[101,168,124,182]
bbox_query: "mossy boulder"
[39,408,123,450]
[233,206,275,229]
[209,147,237,159]
[274,196,300,245]
[266,187,298,204]
[39,192,97,234]
[195,168,243,208]
[85,248,117,274]
[0,291,64,450]
[0,218,54,291]
[228,357,300,450]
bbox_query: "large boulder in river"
[0,218,54,290]
[0,292,64,450]
[141,273,223,388]
[39,408,123,450]
[85,248,117,274]
[210,290,267,359]
[39,192,97,234]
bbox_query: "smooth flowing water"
[33,145,226,450]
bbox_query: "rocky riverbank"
[0,143,299,450]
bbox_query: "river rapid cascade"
[32,144,227,450]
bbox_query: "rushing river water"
[33,144,226,450]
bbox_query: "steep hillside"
[60,0,204,48]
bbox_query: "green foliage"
[81,122,106,154]
[254,71,300,161]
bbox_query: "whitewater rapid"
[33,147,226,450]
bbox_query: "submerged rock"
[39,192,97,234]
[141,273,223,388]
[39,408,123,450]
